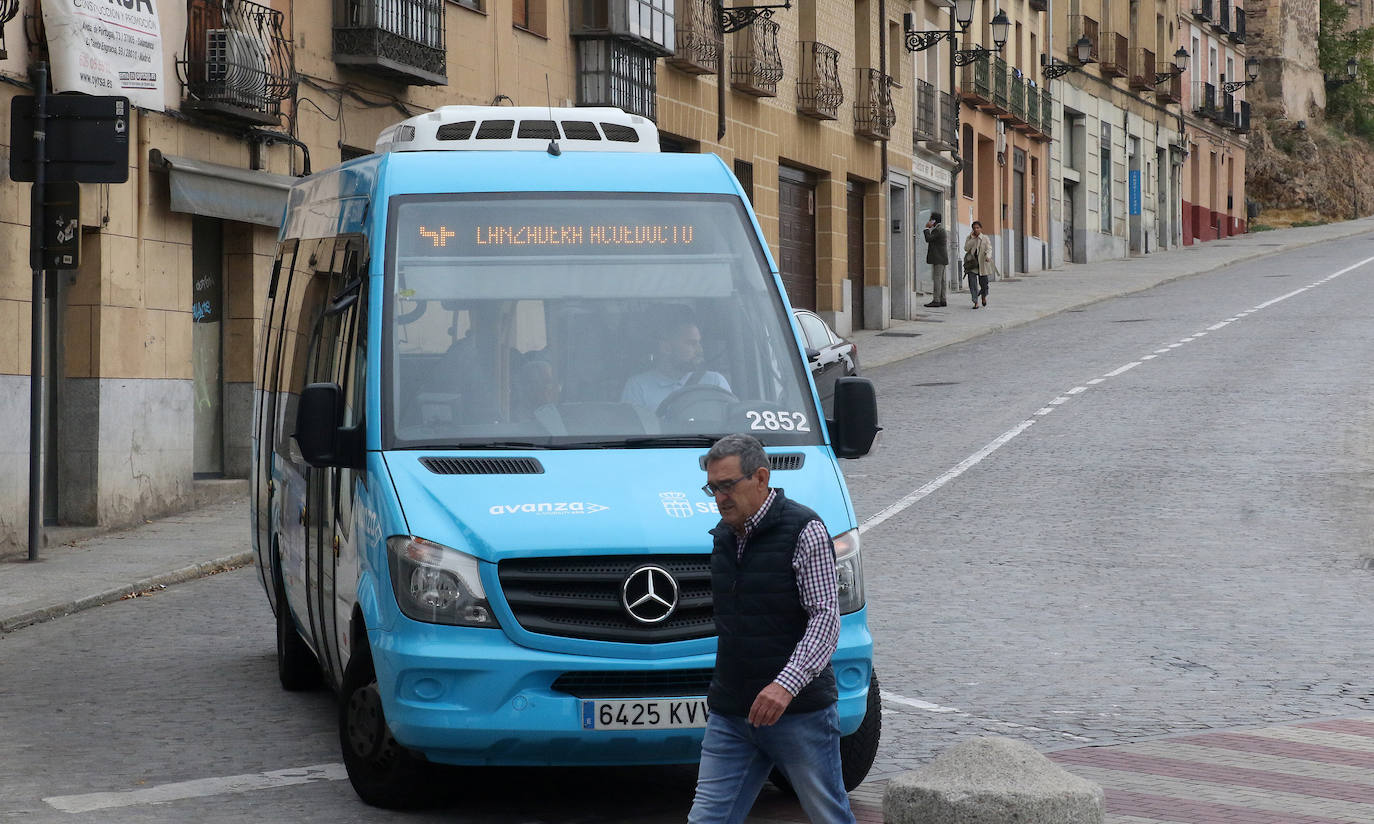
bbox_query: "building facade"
[1179,0,1251,241]
[0,0,922,549]
[1047,0,1186,265]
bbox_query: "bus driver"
[621,319,732,412]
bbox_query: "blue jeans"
[688,705,855,824]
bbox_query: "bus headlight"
[833,529,865,614]
[387,536,499,627]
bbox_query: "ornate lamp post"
[1042,35,1095,79]
[902,0,973,52]
[1222,56,1260,92]
[1155,46,1189,85]
[1325,57,1359,90]
[954,10,1009,66]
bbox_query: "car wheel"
[339,648,433,809]
[274,558,321,692]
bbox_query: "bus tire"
[339,649,431,809]
[275,561,321,692]
[769,670,882,795]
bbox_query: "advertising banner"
[42,0,166,111]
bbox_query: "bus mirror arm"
[830,377,881,459]
[295,382,364,469]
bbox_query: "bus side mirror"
[830,377,880,459]
[295,382,363,469]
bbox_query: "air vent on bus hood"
[698,454,805,471]
[420,457,545,475]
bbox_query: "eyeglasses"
[702,475,751,497]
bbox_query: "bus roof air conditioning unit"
[206,28,269,111]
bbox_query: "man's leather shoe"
[924,301,946,307]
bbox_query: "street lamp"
[1325,57,1360,89]
[1042,35,1095,79]
[1155,46,1189,85]
[903,0,974,52]
[1222,55,1260,92]
[953,9,1009,66]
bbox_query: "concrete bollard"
[883,736,1104,824]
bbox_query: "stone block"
[883,737,1104,824]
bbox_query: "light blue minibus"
[251,106,881,807]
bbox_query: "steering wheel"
[656,384,738,426]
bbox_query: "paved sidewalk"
[3,217,1374,821]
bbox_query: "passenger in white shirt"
[621,321,731,412]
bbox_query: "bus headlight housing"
[387,536,499,627]
[833,529,865,614]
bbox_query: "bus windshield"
[383,193,821,449]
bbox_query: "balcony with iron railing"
[854,68,895,140]
[730,18,783,97]
[1130,48,1155,90]
[960,55,992,104]
[797,41,843,119]
[1236,99,1251,132]
[333,0,445,85]
[576,38,658,120]
[1215,0,1230,33]
[1219,90,1236,127]
[939,90,958,147]
[1038,87,1052,138]
[1194,0,1214,23]
[914,79,938,141]
[1025,81,1041,132]
[181,0,294,124]
[1008,72,1027,126]
[1068,15,1099,64]
[1231,7,1246,43]
[990,54,1009,110]
[1157,72,1183,103]
[1193,81,1216,117]
[1100,31,1128,78]
[666,0,720,74]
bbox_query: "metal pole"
[717,0,727,141]
[28,62,47,561]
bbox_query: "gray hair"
[706,433,769,476]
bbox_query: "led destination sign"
[415,223,697,249]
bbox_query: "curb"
[0,551,256,634]
[862,222,1374,370]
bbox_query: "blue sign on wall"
[1129,170,1142,216]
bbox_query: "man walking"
[688,434,855,824]
[963,220,996,308]
[922,212,949,308]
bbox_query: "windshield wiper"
[454,441,556,450]
[620,435,723,448]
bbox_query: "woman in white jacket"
[962,220,997,308]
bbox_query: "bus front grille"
[497,555,714,643]
[551,668,714,698]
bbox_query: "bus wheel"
[769,670,882,795]
[275,564,321,691]
[339,651,431,809]
[838,670,882,791]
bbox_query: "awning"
[149,149,298,227]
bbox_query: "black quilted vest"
[707,489,838,717]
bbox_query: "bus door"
[299,239,366,687]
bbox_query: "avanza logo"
[488,502,610,516]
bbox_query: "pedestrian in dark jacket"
[923,212,949,308]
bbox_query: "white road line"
[1066,386,1088,395]
[1086,378,1105,385]
[1208,321,1230,330]
[1049,396,1070,405]
[880,690,962,713]
[1104,361,1141,377]
[1034,407,1055,416]
[859,419,1036,533]
[44,764,348,813]
[1153,348,1171,354]
[880,691,1094,743]
[1141,354,1157,360]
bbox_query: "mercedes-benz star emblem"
[621,565,679,625]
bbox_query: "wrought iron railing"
[1130,48,1155,90]
[1039,87,1052,138]
[1025,80,1040,131]
[991,55,1009,110]
[1100,31,1128,77]
[1220,90,1236,126]
[1008,72,1026,123]
[1069,15,1099,63]
[333,0,445,85]
[914,79,938,141]
[1157,73,1183,103]
[1193,0,1213,22]
[1236,99,1251,132]
[939,90,958,147]
[1194,81,1216,116]
[731,18,782,97]
[577,38,657,120]
[1231,7,1246,42]
[854,68,895,140]
[961,58,992,102]
[1216,0,1230,32]
[181,0,294,122]
[666,0,720,74]
[797,41,843,119]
